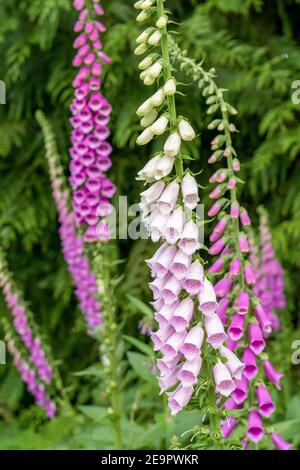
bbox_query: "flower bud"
[136,28,152,44]
[147,61,163,78]
[148,30,162,46]
[164,78,176,95]
[140,109,158,128]
[136,155,161,182]
[154,156,175,179]
[156,16,168,28]
[134,1,144,8]
[136,127,154,145]
[136,11,148,22]
[137,98,153,116]
[178,119,196,141]
[164,132,181,158]
[139,54,156,70]
[141,0,153,8]
[134,43,148,55]
[144,75,156,86]
[151,115,169,135]
[150,88,165,107]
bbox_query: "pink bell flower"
[169,250,192,280]
[213,360,235,397]
[168,385,194,415]
[247,410,264,443]
[263,360,283,390]
[271,433,292,451]
[182,261,204,295]
[256,384,275,417]
[205,314,227,349]
[178,357,202,387]
[170,298,194,332]
[198,278,218,315]
[249,323,266,355]
[242,348,258,380]
[181,324,204,361]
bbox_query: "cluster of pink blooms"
[207,138,291,450]
[70,0,115,242]
[0,265,56,418]
[253,213,286,331]
[0,273,53,385]
[43,121,102,331]
[139,177,243,416]
[6,336,56,418]
[55,184,102,331]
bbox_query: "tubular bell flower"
[133,0,239,420]
[70,0,114,242]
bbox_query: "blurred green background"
[0,0,300,449]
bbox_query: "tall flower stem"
[91,244,122,450]
[156,0,183,180]
[169,41,245,288]
[202,353,223,449]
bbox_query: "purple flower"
[247,410,264,443]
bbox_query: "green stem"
[202,354,223,450]
[93,245,122,450]
[216,96,245,290]
[156,0,183,180]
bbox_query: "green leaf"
[78,405,108,422]
[126,294,153,319]
[127,352,157,384]
[123,335,153,357]
[72,365,103,377]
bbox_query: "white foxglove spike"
[179,119,196,141]
[151,115,169,135]
[164,132,181,158]
[136,127,154,145]
[164,78,176,96]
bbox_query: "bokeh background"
[0,0,300,449]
